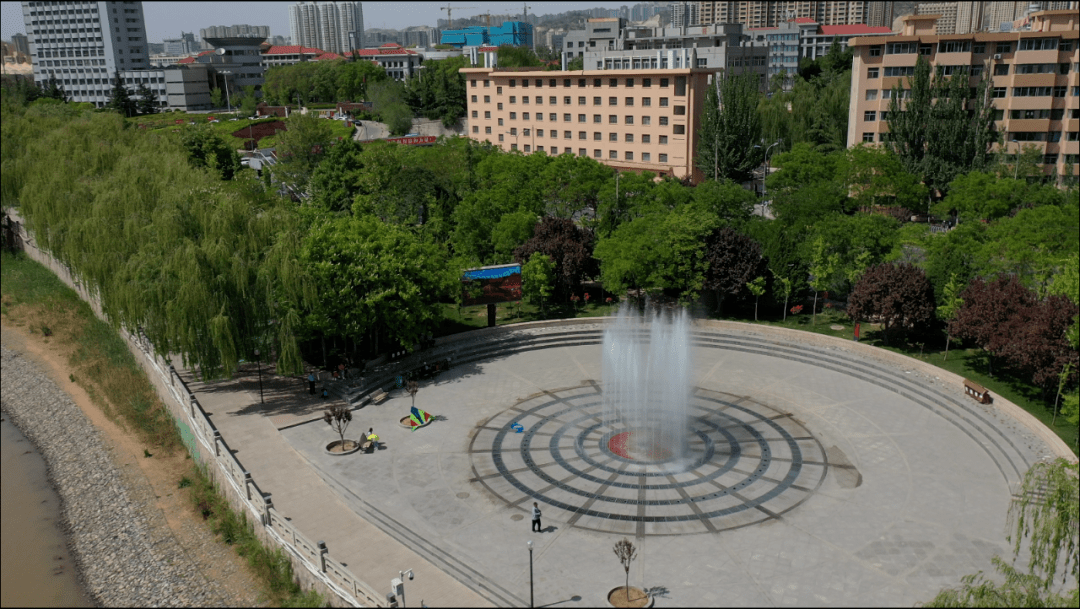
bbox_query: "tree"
[696,72,763,183]
[938,273,964,361]
[836,144,927,212]
[492,210,537,263]
[691,179,756,227]
[521,252,555,316]
[775,275,793,321]
[136,83,157,115]
[369,80,413,135]
[996,294,1079,390]
[808,236,839,324]
[496,45,543,68]
[323,405,353,449]
[210,86,225,109]
[952,276,1035,377]
[178,126,242,180]
[307,138,366,213]
[886,58,998,197]
[403,56,469,127]
[238,85,258,118]
[846,262,936,344]
[747,276,766,321]
[275,112,335,194]
[935,171,1065,223]
[43,74,67,102]
[513,217,599,300]
[701,227,767,315]
[925,459,1078,607]
[567,55,584,71]
[613,538,639,602]
[106,71,136,117]
[407,380,419,410]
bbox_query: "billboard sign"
[461,263,522,306]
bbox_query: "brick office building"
[847,10,1079,179]
[459,66,715,182]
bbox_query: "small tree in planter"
[323,405,354,451]
[407,380,419,409]
[612,537,644,606]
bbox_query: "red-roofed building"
[262,45,327,67]
[314,52,344,61]
[346,45,423,80]
[803,24,893,60]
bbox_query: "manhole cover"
[456,492,470,499]
[510,514,524,521]
[830,324,845,331]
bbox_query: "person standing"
[532,502,542,532]
[308,371,316,395]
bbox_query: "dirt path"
[0,321,266,607]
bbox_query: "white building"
[21,0,152,107]
[289,2,365,54]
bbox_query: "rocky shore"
[0,345,231,607]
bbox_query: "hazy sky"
[2,1,638,43]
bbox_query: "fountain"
[601,303,693,469]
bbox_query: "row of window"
[867,85,1078,100]
[470,124,684,140]
[489,143,672,163]
[865,108,1079,122]
[471,77,676,89]
[869,38,1073,56]
[472,94,677,108]
[472,111,682,128]
[868,62,1077,79]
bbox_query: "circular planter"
[324,439,361,456]
[400,415,433,430]
[606,587,653,608]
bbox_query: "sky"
[1,1,640,43]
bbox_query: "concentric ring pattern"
[469,382,830,536]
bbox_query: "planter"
[400,415,433,430]
[324,439,361,456]
[606,587,653,608]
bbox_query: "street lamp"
[253,348,264,404]
[392,569,414,608]
[527,540,534,608]
[752,140,780,215]
[1010,139,1020,180]
[218,70,233,114]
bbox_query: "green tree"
[44,74,67,102]
[135,83,157,115]
[491,209,537,263]
[747,276,766,321]
[238,85,258,118]
[936,170,1065,223]
[210,86,225,109]
[178,126,242,180]
[774,275,793,321]
[369,80,413,135]
[403,56,469,127]
[938,273,964,360]
[836,144,927,212]
[925,459,1079,607]
[696,72,763,183]
[307,138,366,213]
[496,45,543,68]
[692,179,756,227]
[567,55,584,71]
[106,71,137,117]
[521,252,555,316]
[808,236,839,324]
[275,112,335,194]
[886,58,998,197]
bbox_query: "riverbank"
[0,337,250,607]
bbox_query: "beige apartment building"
[847,10,1080,179]
[697,1,868,29]
[460,66,713,182]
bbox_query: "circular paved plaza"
[280,321,1062,607]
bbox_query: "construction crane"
[441,4,477,30]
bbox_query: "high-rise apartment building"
[22,1,154,107]
[847,10,1079,179]
[915,2,987,35]
[11,32,31,56]
[288,2,364,54]
[670,2,700,28]
[697,1,868,28]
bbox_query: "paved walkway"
[182,325,1061,607]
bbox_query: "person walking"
[308,371,316,395]
[367,427,379,451]
[531,502,542,532]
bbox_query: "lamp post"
[527,540,534,608]
[1010,139,1020,180]
[253,348,264,403]
[752,140,780,215]
[218,70,232,114]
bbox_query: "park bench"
[963,379,992,404]
[371,390,390,405]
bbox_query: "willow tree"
[924,458,1079,607]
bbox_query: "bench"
[963,379,992,404]
[371,390,389,405]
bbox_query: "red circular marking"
[608,431,633,459]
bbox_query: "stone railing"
[7,212,387,608]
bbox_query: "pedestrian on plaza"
[308,371,316,395]
[321,387,329,399]
[532,502,542,532]
[367,427,379,451]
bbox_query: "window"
[939,40,970,53]
[864,111,877,121]
[995,42,1012,54]
[919,44,933,56]
[659,154,668,163]
[594,132,601,140]
[659,116,668,126]
[609,115,617,124]
[880,111,889,121]
[673,125,685,135]
[549,113,557,121]
[523,96,530,104]
[992,87,1007,98]
[484,80,490,87]
[642,134,650,144]
[509,79,516,87]
[1062,40,1074,52]
[592,96,601,105]
[884,66,915,77]
[887,42,916,54]
[498,118,504,126]
[1016,63,1057,74]
[609,78,617,87]
[578,114,586,123]
[660,78,669,88]
[971,65,985,77]
[537,146,544,153]
[510,112,517,119]
[867,67,879,79]
[471,80,477,88]
[1057,86,1069,97]
[609,96,617,105]
[510,127,517,136]
[863,132,875,142]
[593,78,601,87]
[498,103,504,110]
[625,134,634,143]
[590,114,599,123]
[609,133,617,142]
[564,113,571,121]
[625,116,633,125]
[1043,154,1058,165]
[563,96,571,104]
[484,95,491,103]
[564,130,571,138]
[642,152,651,162]
[523,112,530,120]
[868,45,883,57]
[471,110,478,118]
[471,95,477,102]
[499,134,504,142]
[1072,109,1080,119]
[578,79,585,87]
[1010,109,1050,119]
[536,96,543,105]
[511,144,517,150]
[1069,131,1079,141]
[994,63,1010,75]
[578,96,586,105]
[594,149,601,158]
[510,96,517,104]
[973,42,986,54]
[537,129,545,137]
[673,105,685,116]
[1013,87,1051,97]
[643,78,652,87]
[609,150,618,159]
[1010,132,1047,142]
[659,97,669,107]
[550,96,557,104]
[1018,38,1057,51]
[866,89,878,101]
[551,130,558,138]
[625,151,634,161]
[536,112,543,121]
[1049,131,1062,143]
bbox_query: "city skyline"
[1,2,642,45]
